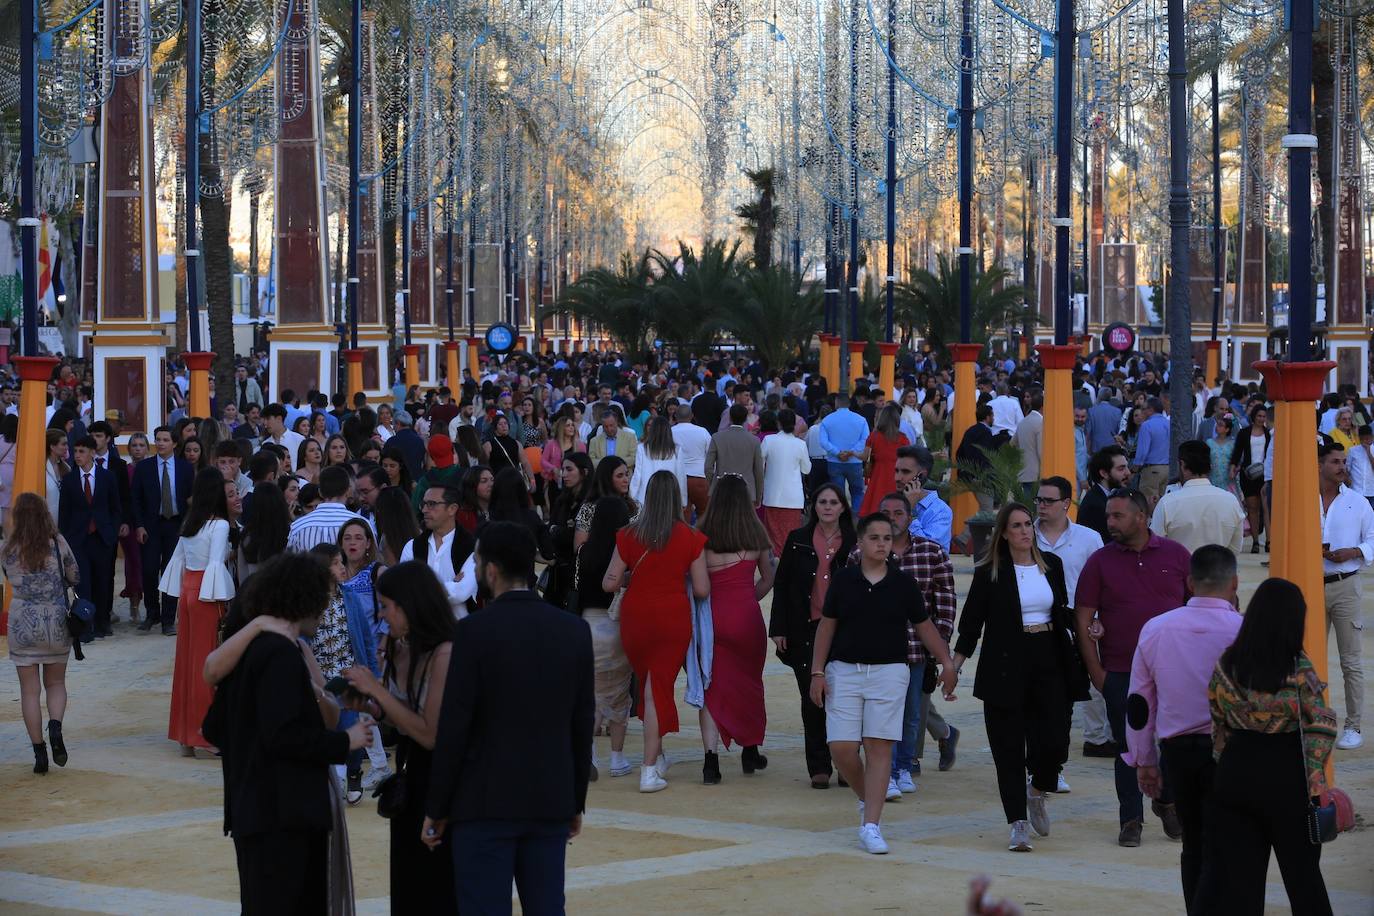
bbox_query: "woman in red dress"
[603,470,710,793]
[858,404,910,516]
[696,475,776,784]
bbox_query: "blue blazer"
[58,465,123,549]
[130,456,194,533]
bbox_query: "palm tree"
[649,239,744,353]
[734,166,778,269]
[550,251,656,356]
[722,266,822,368]
[893,254,1030,360]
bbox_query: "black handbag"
[373,759,408,819]
[1297,683,1354,844]
[53,540,95,661]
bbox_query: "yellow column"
[949,343,982,545]
[1204,340,1221,389]
[343,349,366,403]
[877,341,899,395]
[1037,344,1081,505]
[443,340,461,390]
[403,344,421,391]
[821,335,836,392]
[467,337,483,379]
[12,356,60,498]
[1255,359,1335,784]
[183,351,215,420]
[847,340,869,387]
[1017,335,1028,362]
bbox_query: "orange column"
[1037,344,1081,505]
[5,356,59,634]
[847,340,868,386]
[1017,335,1028,362]
[949,343,982,545]
[877,341,899,396]
[402,344,420,391]
[343,349,366,403]
[467,337,483,377]
[1204,340,1221,389]
[820,335,836,392]
[183,351,215,420]
[442,340,460,390]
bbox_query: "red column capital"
[1035,343,1081,371]
[1254,360,1335,403]
[877,341,900,356]
[181,352,217,371]
[442,340,460,352]
[342,348,365,364]
[847,340,869,354]
[402,344,421,356]
[11,355,60,382]
[948,343,983,363]
[1205,340,1221,352]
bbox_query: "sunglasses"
[1032,496,1068,505]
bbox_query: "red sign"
[1104,323,1136,353]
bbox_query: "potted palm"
[951,441,1026,559]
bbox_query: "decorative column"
[1232,83,1269,380]
[352,11,391,401]
[1204,340,1221,389]
[183,351,215,419]
[877,341,899,395]
[949,342,982,544]
[268,0,334,403]
[443,340,461,390]
[1037,343,1081,504]
[847,340,868,385]
[91,0,167,438]
[343,348,365,402]
[12,356,59,497]
[467,335,483,378]
[402,343,421,391]
[1325,16,1367,390]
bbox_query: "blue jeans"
[1102,670,1171,824]
[452,818,569,915]
[337,708,362,775]
[827,461,865,510]
[891,661,926,777]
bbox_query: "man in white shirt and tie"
[1318,440,1374,750]
[401,484,479,617]
[671,403,713,520]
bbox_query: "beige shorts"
[823,661,909,742]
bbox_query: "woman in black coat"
[1228,405,1272,552]
[953,502,1088,852]
[767,482,857,788]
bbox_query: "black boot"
[48,720,67,767]
[33,743,48,775]
[702,751,722,785]
[742,745,768,774]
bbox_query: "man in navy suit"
[58,436,126,639]
[130,426,192,635]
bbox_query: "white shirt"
[399,528,479,618]
[760,432,812,510]
[1149,478,1245,555]
[287,502,371,552]
[1015,564,1054,626]
[271,429,307,465]
[1034,519,1104,602]
[670,422,712,478]
[1320,484,1374,576]
[158,519,235,601]
[376,424,394,443]
[1346,442,1374,498]
[629,447,687,507]
[988,395,1024,436]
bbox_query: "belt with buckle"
[1323,570,1358,585]
[1022,623,1052,633]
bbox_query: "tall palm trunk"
[199,41,236,401]
[248,184,260,319]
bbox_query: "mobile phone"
[323,676,355,697]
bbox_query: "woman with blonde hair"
[4,492,81,773]
[602,470,710,792]
[696,474,776,784]
[953,502,1085,852]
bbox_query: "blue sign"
[485,322,517,354]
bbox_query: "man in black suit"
[955,403,1011,511]
[130,426,193,635]
[691,382,725,433]
[58,436,126,639]
[423,521,594,913]
[1077,445,1132,541]
[87,420,130,622]
[202,554,369,914]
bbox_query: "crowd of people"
[0,343,1363,913]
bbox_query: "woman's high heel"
[48,720,67,767]
[702,751,722,785]
[32,743,48,775]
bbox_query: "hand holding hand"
[771,636,787,653]
[938,664,959,701]
[345,721,373,750]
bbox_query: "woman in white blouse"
[629,417,687,509]
[161,467,236,756]
[44,429,69,523]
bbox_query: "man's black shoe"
[1083,741,1120,758]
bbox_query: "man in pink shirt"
[1125,545,1241,911]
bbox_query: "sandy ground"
[0,550,1371,915]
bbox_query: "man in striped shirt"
[287,466,370,552]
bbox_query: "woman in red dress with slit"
[696,475,776,784]
[859,404,910,517]
[603,470,710,793]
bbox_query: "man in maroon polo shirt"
[1074,487,1191,848]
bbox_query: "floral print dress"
[4,538,81,666]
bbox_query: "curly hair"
[237,552,334,623]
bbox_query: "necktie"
[84,472,96,532]
[161,460,174,519]
[96,456,105,469]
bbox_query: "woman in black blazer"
[953,502,1088,852]
[1228,405,1272,551]
[768,483,857,788]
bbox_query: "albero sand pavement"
[1,550,1371,914]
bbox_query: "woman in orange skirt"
[161,468,236,755]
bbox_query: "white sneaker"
[656,752,672,775]
[639,764,667,793]
[1009,819,1033,851]
[857,822,889,854]
[1026,788,1051,837]
[361,766,393,791]
[885,777,903,801]
[1054,774,1071,793]
[609,753,632,777]
[896,769,917,793]
[1335,729,1363,750]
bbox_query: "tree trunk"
[201,159,236,404]
[1313,20,1336,316]
[248,185,260,319]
